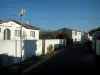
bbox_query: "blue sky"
[0,0,100,31]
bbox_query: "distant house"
[39,31,69,47]
[39,31,69,39]
[81,31,92,41]
[0,19,39,40]
[58,27,82,42]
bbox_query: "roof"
[0,19,39,30]
[68,28,81,32]
[39,31,64,39]
[40,30,70,39]
[82,31,88,34]
[89,27,100,35]
[59,27,81,32]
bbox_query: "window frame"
[75,31,77,35]
[30,31,35,37]
[15,30,21,37]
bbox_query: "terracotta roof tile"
[0,19,39,30]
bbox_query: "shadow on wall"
[54,44,60,51]
[23,40,37,59]
[0,54,21,67]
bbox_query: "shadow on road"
[20,43,100,75]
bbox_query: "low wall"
[0,40,21,57]
[0,39,67,65]
[45,39,60,53]
[0,40,41,64]
[0,40,21,65]
[36,40,42,55]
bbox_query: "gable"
[0,19,40,30]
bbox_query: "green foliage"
[47,44,56,55]
[56,33,69,39]
[47,44,53,52]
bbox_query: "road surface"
[21,44,99,74]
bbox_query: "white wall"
[45,39,61,53]
[0,40,21,63]
[36,39,66,54]
[96,40,100,55]
[23,29,39,40]
[36,40,42,55]
[0,40,43,64]
[0,21,39,40]
[0,39,66,65]
[0,40,15,56]
[72,31,81,42]
[0,39,64,58]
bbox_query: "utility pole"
[19,8,25,59]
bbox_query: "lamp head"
[19,8,25,16]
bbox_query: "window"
[75,38,77,41]
[75,31,77,35]
[30,31,35,37]
[4,29,11,40]
[15,30,21,37]
[0,28,1,32]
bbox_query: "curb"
[21,46,69,75]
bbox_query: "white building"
[89,27,100,55]
[81,31,92,41]
[0,19,39,40]
[0,19,66,65]
[0,19,40,64]
[59,27,82,42]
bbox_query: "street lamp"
[19,8,25,59]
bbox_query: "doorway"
[4,29,11,40]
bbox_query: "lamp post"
[19,8,25,59]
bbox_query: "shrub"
[47,44,53,53]
[47,44,57,55]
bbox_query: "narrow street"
[21,44,99,75]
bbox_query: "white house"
[58,27,82,42]
[81,31,92,41]
[0,19,66,65]
[0,19,39,40]
[0,19,40,64]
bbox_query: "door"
[75,38,77,42]
[42,40,45,54]
[4,29,11,40]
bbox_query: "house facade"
[0,19,40,64]
[58,28,82,42]
[81,31,92,41]
[0,19,39,40]
[89,27,100,55]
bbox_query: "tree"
[56,33,69,39]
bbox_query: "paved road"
[22,44,99,74]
